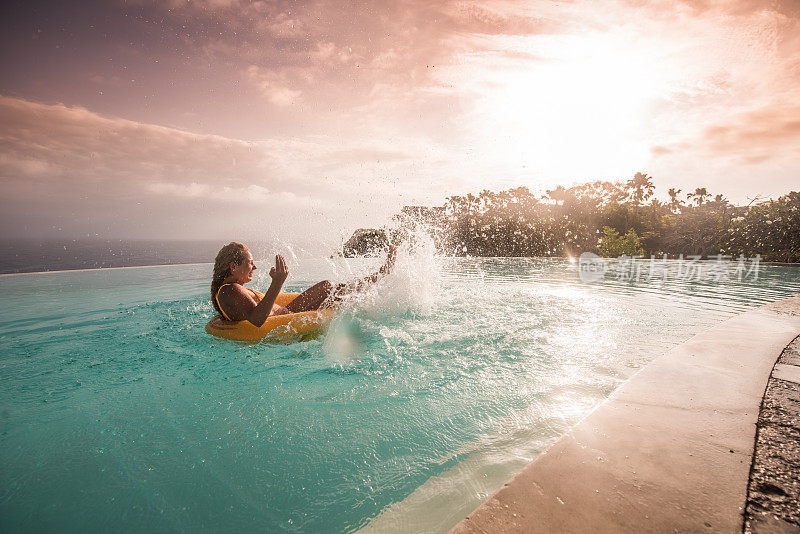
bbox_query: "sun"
[465,32,667,182]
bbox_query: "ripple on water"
[0,257,798,532]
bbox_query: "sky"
[1,0,799,248]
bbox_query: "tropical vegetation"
[384,173,800,262]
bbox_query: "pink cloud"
[4,0,800,236]
[0,95,273,195]
[246,66,304,106]
[702,105,800,162]
[0,95,443,239]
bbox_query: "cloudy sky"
[1,0,798,248]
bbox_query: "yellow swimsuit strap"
[215,283,234,321]
[216,283,260,321]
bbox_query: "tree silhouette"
[347,173,799,262]
[667,188,683,213]
[687,187,709,206]
[626,172,655,206]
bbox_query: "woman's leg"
[285,280,335,313]
[328,245,397,301]
[285,246,397,312]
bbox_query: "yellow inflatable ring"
[205,291,335,342]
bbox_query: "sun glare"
[472,34,665,182]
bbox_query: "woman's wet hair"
[210,242,250,315]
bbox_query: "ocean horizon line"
[0,261,214,277]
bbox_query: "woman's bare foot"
[330,245,397,301]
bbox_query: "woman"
[211,242,396,327]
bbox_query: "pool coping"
[450,295,800,533]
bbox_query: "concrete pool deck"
[451,296,800,533]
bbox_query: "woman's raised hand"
[269,254,289,285]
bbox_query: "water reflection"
[0,258,798,533]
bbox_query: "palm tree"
[626,172,655,206]
[446,195,466,220]
[668,188,683,213]
[466,193,477,216]
[479,189,496,214]
[509,186,537,212]
[687,187,709,206]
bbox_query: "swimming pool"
[1,253,798,532]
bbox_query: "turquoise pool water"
[1,254,798,532]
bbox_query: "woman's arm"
[246,255,289,327]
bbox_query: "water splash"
[322,223,442,364]
[4,256,799,533]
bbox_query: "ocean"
[0,239,237,274]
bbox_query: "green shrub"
[598,227,645,257]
